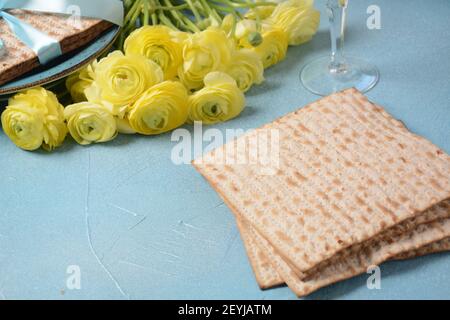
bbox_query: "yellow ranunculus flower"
[66,60,96,103]
[234,19,264,48]
[171,30,189,43]
[116,117,136,135]
[245,5,277,20]
[124,26,185,80]
[127,81,189,135]
[248,23,288,69]
[86,51,164,115]
[64,102,118,145]
[196,16,221,30]
[220,14,235,35]
[188,72,245,125]
[1,88,67,151]
[235,20,288,68]
[268,0,320,46]
[227,49,264,92]
[235,19,258,41]
[179,28,234,90]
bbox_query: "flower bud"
[247,31,263,47]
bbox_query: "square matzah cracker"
[237,199,450,291]
[394,237,450,260]
[237,226,450,289]
[246,216,450,296]
[192,88,450,285]
[0,10,112,85]
[236,219,284,288]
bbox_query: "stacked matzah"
[193,88,450,297]
[0,10,112,86]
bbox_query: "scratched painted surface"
[0,0,449,299]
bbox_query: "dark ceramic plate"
[0,26,120,100]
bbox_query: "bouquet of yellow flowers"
[1,0,320,151]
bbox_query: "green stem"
[123,0,134,11]
[143,0,150,26]
[124,0,143,25]
[186,0,202,23]
[182,15,201,32]
[162,0,195,32]
[155,4,190,10]
[216,0,277,9]
[158,11,178,30]
[245,0,261,31]
[119,0,277,43]
[199,0,222,25]
[209,3,235,13]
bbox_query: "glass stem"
[327,0,348,73]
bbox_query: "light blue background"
[0,0,449,300]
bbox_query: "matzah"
[193,88,450,296]
[193,88,450,272]
[237,200,450,290]
[0,10,112,85]
[246,216,450,297]
[394,237,450,260]
[237,202,450,289]
[236,219,284,288]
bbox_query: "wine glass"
[300,0,379,96]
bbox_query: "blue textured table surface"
[0,0,449,300]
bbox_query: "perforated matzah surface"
[237,200,450,290]
[193,88,450,296]
[236,219,284,288]
[247,216,450,296]
[394,237,450,260]
[193,88,450,273]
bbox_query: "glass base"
[300,55,380,96]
